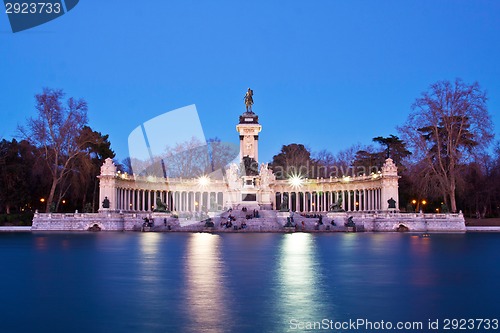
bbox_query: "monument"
[31,89,466,232]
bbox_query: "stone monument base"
[327,212,348,225]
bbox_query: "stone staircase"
[147,210,348,232]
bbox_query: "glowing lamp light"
[411,199,417,204]
[198,175,210,187]
[422,200,427,205]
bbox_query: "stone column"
[371,189,374,211]
[363,189,367,211]
[381,158,399,211]
[98,158,118,212]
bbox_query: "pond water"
[0,232,498,333]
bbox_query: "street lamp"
[411,199,417,212]
[421,199,427,212]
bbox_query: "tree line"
[269,79,499,217]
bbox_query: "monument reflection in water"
[1,232,499,333]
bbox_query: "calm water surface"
[1,232,499,333]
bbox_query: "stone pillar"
[98,158,118,212]
[153,191,157,211]
[370,189,374,211]
[236,113,262,163]
[141,190,145,211]
[381,158,399,211]
[346,191,350,212]
[364,189,367,211]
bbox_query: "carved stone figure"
[259,163,275,189]
[226,163,240,189]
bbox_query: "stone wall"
[32,211,466,232]
[351,212,466,232]
[32,212,162,231]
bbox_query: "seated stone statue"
[329,197,344,212]
[102,197,110,209]
[344,216,355,227]
[154,197,170,212]
[387,197,396,209]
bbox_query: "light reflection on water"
[277,233,331,330]
[183,233,233,333]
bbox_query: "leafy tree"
[269,144,316,179]
[399,79,494,212]
[60,126,115,212]
[372,135,411,166]
[0,139,32,213]
[352,149,385,175]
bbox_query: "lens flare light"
[288,174,304,189]
[198,175,211,187]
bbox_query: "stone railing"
[113,172,229,185]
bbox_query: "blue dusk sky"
[1,1,499,163]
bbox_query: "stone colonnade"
[99,158,399,213]
[114,188,224,212]
[274,188,383,212]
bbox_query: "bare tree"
[19,88,90,212]
[399,79,494,212]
